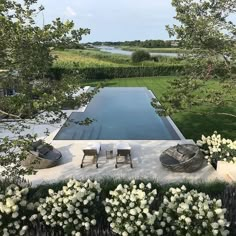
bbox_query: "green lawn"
[81,76,236,141]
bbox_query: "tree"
[131,50,151,63]
[153,0,236,118]
[0,0,94,118]
[0,0,96,183]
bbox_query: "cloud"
[38,0,177,42]
[65,6,77,17]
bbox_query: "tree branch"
[185,110,236,119]
[215,113,236,118]
[0,109,21,119]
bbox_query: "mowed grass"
[81,76,236,141]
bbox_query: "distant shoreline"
[119,46,187,54]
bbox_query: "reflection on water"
[96,46,179,57]
[54,88,180,140]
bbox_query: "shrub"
[0,184,37,236]
[105,180,163,236]
[197,131,236,166]
[37,179,101,236]
[158,185,229,236]
[50,64,184,80]
[131,50,151,63]
[0,179,233,235]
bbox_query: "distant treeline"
[86,40,179,48]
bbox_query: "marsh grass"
[52,49,184,68]
[53,50,124,68]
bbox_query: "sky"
[37,0,177,42]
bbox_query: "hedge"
[50,64,185,80]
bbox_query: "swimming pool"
[54,87,182,140]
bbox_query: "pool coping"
[74,86,90,112]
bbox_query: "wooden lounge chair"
[115,142,132,168]
[81,143,101,168]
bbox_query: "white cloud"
[65,6,77,17]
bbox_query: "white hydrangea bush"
[158,185,230,236]
[0,184,37,236]
[197,131,236,165]
[105,180,163,236]
[37,179,101,236]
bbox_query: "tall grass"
[52,49,185,68]
[53,50,125,68]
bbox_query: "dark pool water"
[54,87,180,140]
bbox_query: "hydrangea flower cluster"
[0,184,35,236]
[197,132,236,165]
[105,180,163,236]
[37,179,101,236]
[158,185,229,236]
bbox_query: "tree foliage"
[0,135,37,184]
[90,39,176,48]
[154,0,236,117]
[131,50,151,63]
[0,0,96,183]
[0,0,93,119]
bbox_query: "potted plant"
[197,132,236,171]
